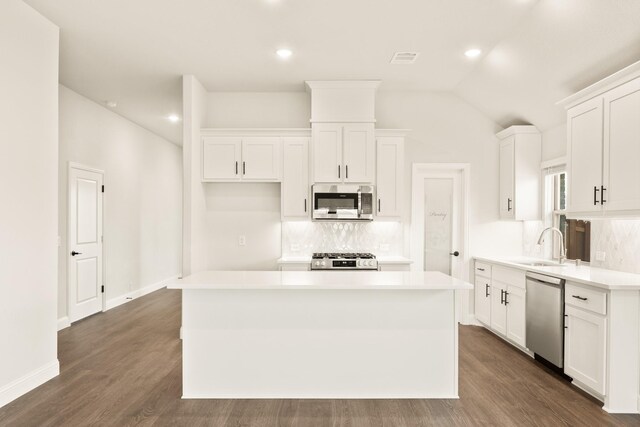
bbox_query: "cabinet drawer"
[565,283,607,315]
[493,266,526,289]
[475,261,491,278]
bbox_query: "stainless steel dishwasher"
[526,272,566,369]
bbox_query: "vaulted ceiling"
[24,0,640,145]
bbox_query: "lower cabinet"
[474,273,491,325]
[564,304,607,396]
[505,285,526,348]
[490,283,507,335]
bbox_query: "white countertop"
[475,256,640,290]
[277,256,413,264]
[168,270,472,290]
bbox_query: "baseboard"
[57,317,71,331]
[105,274,179,311]
[0,360,59,409]
[462,314,482,326]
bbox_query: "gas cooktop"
[311,252,378,270]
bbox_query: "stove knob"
[321,261,326,267]
[315,261,320,266]
[368,260,374,267]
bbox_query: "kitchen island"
[168,270,472,399]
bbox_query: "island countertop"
[168,270,473,291]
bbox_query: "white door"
[567,97,604,213]
[312,123,342,183]
[376,137,404,217]
[505,285,526,347]
[282,137,309,219]
[564,306,607,395]
[241,137,281,181]
[602,78,640,212]
[343,123,375,183]
[499,137,515,219]
[490,284,507,336]
[202,137,242,181]
[68,165,104,322]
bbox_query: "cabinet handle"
[338,165,341,179]
[572,295,588,301]
[243,161,246,175]
[378,199,381,212]
[304,199,307,213]
[485,284,490,297]
[235,161,238,175]
[564,314,568,329]
[346,165,349,179]
[601,186,607,204]
[500,289,505,304]
[477,267,485,271]
[507,198,512,211]
[594,186,600,205]
[504,291,509,305]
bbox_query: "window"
[544,168,590,262]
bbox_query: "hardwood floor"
[1,288,638,426]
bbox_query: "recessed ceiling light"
[167,114,180,123]
[276,48,292,59]
[105,101,117,108]
[464,48,482,59]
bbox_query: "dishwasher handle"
[526,272,564,286]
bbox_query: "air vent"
[390,52,419,64]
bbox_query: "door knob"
[71,251,82,256]
[450,251,460,257]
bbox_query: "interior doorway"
[68,163,104,322]
[411,163,470,322]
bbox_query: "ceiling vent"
[390,52,419,64]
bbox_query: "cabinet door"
[567,97,604,213]
[376,137,404,217]
[202,137,242,181]
[506,285,526,348]
[474,275,491,326]
[564,306,606,395]
[499,137,515,219]
[490,284,507,335]
[312,124,342,183]
[241,137,281,181]
[282,138,309,219]
[603,77,640,212]
[343,123,375,183]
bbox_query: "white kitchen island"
[168,270,472,399]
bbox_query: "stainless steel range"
[311,252,378,270]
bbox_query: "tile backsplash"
[523,219,640,275]
[282,221,403,257]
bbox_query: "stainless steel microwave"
[312,184,374,221]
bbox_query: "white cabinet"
[565,75,640,217]
[376,136,404,218]
[202,136,281,182]
[474,262,492,326]
[490,283,507,335]
[202,137,242,181]
[312,123,375,184]
[496,126,541,220]
[281,138,310,219]
[564,305,607,395]
[505,285,526,348]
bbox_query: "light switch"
[239,235,246,246]
[595,251,606,262]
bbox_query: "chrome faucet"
[537,227,566,264]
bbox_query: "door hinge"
[101,285,105,293]
[101,185,105,193]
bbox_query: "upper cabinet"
[562,63,640,217]
[496,126,541,221]
[312,123,375,184]
[281,137,310,220]
[201,133,288,182]
[376,135,404,218]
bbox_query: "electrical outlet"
[239,235,246,246]
[290,243,300,252]
[595,251,606,262]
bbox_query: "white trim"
[200,128,312,137]
[57,317,71,331]
[375,129,412,137]
[496,125,540,139]
[541,156,567,170]
[305,80,381,91]
[557,59,640,109]
[105,275,179,311]
[0,360,59,408]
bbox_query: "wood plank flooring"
[1,288,639,426]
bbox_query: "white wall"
[0,0,59,407]
[206,92,310,128]
[58,86,182,317]
[542,122,567,161]
[376,91,524,261]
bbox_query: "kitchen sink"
[513,260,564,267]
